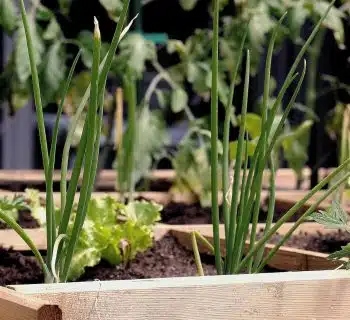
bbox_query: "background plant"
[0,0,132,283]
[193,0,350,275]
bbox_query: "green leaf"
[155,89,166,108]
[179,0,198,11]
[0,0,17,34]
[99,0,124,21]
[15,19,44,83]
[0,194,28,223]
[36,5,53,21]
[24,189,46,226]
[43,17,61,40]
[118,33,156,77]
[102,220,154,265]
[280,120,313,177]
[309,201,349,230]
[229,140,256,160]
[59,0,72,15]
[68,196,158,280]
[171,88,188,113]
[237,113,262,139]
[315,1,345,47]
[115,108,169,190]
[123,200,162,226]
[40,42,66,106]
[329,243,350,261]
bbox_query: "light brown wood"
[1,223,344,271]
[170,224,344,271]
[0,168,310,190]
[273,190,350,212]
[0,191,179,207]
[10,270,350,320]
[0,287,61,320]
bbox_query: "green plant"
[174,0,347,183]
[66,196,161,281]
[0,0,131,283]
[192,0,350,275]
[309,201,350,269]
[0,194,28,223]
[170,127,222,207]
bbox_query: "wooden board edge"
[9,270,350,320]
[0,287,61,320]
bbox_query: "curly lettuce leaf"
[67,197,160,281]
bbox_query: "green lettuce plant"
[192,0,350,275]
[0,0,132,283]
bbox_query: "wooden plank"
[273,190,350,212]
[0,287,61,320]
[0,168,311,190]
[10,270,350,320]
[0,191,177,207]
[1,222,344,271]
[0,225,173,251]
[170,224,344,271]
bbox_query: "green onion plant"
[200,0,350,275]
[0,0,131,283]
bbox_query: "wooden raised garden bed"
[1,221,350,320]
[0,168,312,191]
[2,270,350,320]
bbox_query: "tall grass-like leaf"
[222,25,248,247]
[210,0,222,275]
[61,19,101,282]
[18,0,52,262]
[225,50,250,273]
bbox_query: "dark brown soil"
[161,202,215,225]
[0,235,217,286]
[258,229,350,254]
[79,235,217,281]
[0,248,44,286]
[137,179,172,192]
[0,210,39,229]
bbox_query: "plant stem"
[235,157,350,273]
[61,20,101,282]
[19,0,51,262]
[210,0,222,275]
[222,26,248,247]
[192,232,204,276]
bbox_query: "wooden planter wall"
[4,270,350,320]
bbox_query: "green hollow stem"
[210,0,222,275]
[19,0,51,262]
[0,210,50,278]
[246,18,287,271]
[192,232,204,276]
[46,50,81,266]
[253,154,276,271]
[225,50,250,274]
[222,26,248,245]
[61,20,101,282]
[124,71,137,201]
[235,157,350,273]
[60,0,131,208]
[256,172,350,272]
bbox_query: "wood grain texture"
[0,287,61,320]
[1,223,344,271]
[170,224,344,271]
[10,270,350,320]
[0,168,311,190]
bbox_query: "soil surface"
[137,179,172,192]
[0,248,44,286]
[0,210,39,229]
[0,235,217,286]
[79,235,217,281]
[258,228,350,253]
